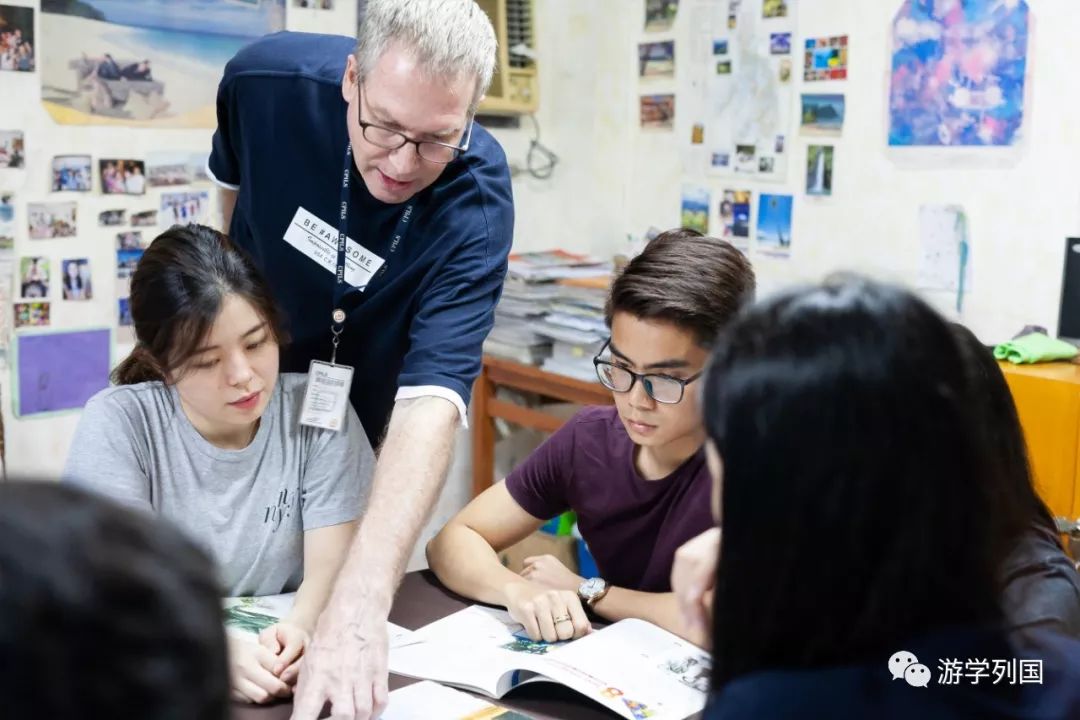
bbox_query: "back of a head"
[112,223,285,385]
[704,276,1003,686]
[950,323,1055,537]
[0,482,228,720]
[605,229,756,346]
[356,0,497,115]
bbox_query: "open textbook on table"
[389,605,709,720]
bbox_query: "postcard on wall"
[52,155,92,192]
[918,205,972,298]
[0,4,35,72]
[0,192,13,248]
[292,0,334,8]
[763,0,788,19]
[756,193,793,256]
[14,328,111,416]
[769,32,791,54]
[29,201,77,239]
[639,40,675,78]
[645,0,679,32]
[147,151,209,187]
[131,209,158,227]
[800,93,845,136]
[99,208,126,226]
[804,35,848,81]
[100,159,146,195]
[0,130,24,168]
[41,1,285,127]
[161,190,210,226]
[681,186,710,235]
[118,231,145,250]
[14,301,49,329]
[889,0,1028,147]
[640,94,675,130]
[61,258,93,301]
[719,189,752,250]
[805,145,834,197]
[19,256,48,299]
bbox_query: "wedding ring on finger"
[553,614,572,624]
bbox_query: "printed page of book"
[383,680,531,720]
[222,593,415,648]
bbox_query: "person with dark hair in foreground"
[0,482,228,720]
[698,276,1080,719]
[427,229,755,645]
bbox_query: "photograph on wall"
[20,256,49,299]
[703,0,795,182]
[161,190,210,225]
[889,0,1028,147]
[0,192,13,248]
[756,193,793,255]
[131,209,157,227]
[100,159,146,195]
[0,129,24,168]
[762,0,787,19]
[98,208,126,226]
[147,150,209,187]
[41,1,285,127]
[805,145,834,196]
[640,94,675,130]
[117,231,145,249]
[645,0,679,32]
[117,248,143,279]
[51,155,92,192]
[0,4,35,73]
[14,301,49,329]
[804,35,848,81]
[29,201,77,239]
[639,41,675,78]
[62,258,93,301]
[292,0,333,7]
[719,189,752,248]
[769,32,791,54]
[800,93,845,136]
[680,186,710,235]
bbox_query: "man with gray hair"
[206,2,513,717]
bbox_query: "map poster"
[704,0,795,182]
[888,0,1029,147]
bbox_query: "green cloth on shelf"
[993,333,1079,365]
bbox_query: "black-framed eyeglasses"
[357,85,472,164]
[592,338,702,405]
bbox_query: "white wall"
[3,2,1080,566]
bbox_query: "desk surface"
[232,571,620,720]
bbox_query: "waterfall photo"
[806,145,833,197]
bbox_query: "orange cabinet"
[1000,361,1080,524]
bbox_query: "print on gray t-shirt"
[64,373,373,596]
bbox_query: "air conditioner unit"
[476,0,539,115]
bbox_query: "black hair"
[0,482,228,720]
[605,229,756,347]
[113,223,287,385]
[704,276,1005,686]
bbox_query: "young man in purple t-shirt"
[427,229,755,646]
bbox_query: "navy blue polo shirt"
[208,32,513,444]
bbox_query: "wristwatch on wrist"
[577,577,610,608]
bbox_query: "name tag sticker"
[283,207,386,291]
[299,360,354,432]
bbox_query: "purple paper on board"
[17,329,110,415]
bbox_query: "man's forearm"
[331,396,459,611]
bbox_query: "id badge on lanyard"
[300,142,413,431]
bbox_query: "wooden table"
[471,355,614,498]
[232,571,619,720]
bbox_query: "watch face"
[582,578,603,597]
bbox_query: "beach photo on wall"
[757,193,793,256]
[800,93,845,136]
[41,0,285,127]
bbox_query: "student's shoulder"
[563,406,623,440]
[83,382,174,424]
[222,31,353,88]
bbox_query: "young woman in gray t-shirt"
[64,224,374,705]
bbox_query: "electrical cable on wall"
[525,114,558,180]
